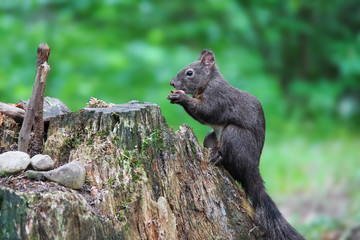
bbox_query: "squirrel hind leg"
[204,131,223,165]
[203,130,218,148]
[219,125,260,181]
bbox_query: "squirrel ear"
[200,50,215,68]
[198,49,209,60]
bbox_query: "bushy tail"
[237,167,304,240]
[253,191,304,240]
[219,125,304,239]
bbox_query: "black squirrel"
[167,49,304,240]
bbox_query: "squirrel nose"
[170,81,175,87]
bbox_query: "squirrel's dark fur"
[167,50,304,240]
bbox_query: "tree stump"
[0,101,266,239]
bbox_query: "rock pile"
[0,151,85,190]
[0,97,86,190]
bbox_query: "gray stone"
[0,151,30,174]
[24,170,45,180]
[43,161,86,189]
[21,97,72,121]
[30,154,54,171]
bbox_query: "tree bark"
[18,43,50,153]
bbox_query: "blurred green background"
[1,0,359,239]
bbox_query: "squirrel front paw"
[209,147,223,165]
[167,90,187,104]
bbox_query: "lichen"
[107,177,115,186]
[141,127,165,154]
[0,188,28,240]
[152,127,164,151]
[111,112,120,122]
[112,136,121,145]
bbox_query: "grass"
[259,122,360,239]
[261,123,360,195]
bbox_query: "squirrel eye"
[186,69,194,77]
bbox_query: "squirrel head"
[170,49,216,96]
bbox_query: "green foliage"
[298,217,343,240]
[1,1,359,238]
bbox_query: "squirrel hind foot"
[209,147,223,165]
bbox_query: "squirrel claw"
[212,156,223,165]
[171,90,185,94]
[167,91,187,104]
[209,148,223,165]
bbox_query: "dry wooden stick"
[33,44,51,154]
[18,43,50,153]
[0,102,25,123]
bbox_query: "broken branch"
[33,43,51,154]
[0,102,26,123]
[18,43,50,153]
